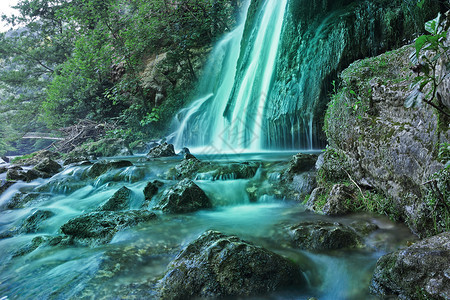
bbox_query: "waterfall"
[172,0,288,153]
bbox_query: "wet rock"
[147,142,176,158]
[210,162,260,180]
[0,180,16,198]
[6,168,28,181]
[0,165,8,173]
[167,154,207,180]
[97,186,132,211]
[282,153,318,181]
[370,232,450,299]
[0,210,55,239]
[85,160,133,178]
[5,192,45,209]
[322,184,356,215]
[158,230,306,299]
[19,210,55,233]
[177,147,191,156]
[34,158,61,175]
[305,187,326,212]
[288,221,362,251]
[143,180,164,201]
[348,220,379,235]
[12,235,68,258]
[13,150,61,166]
[60,210,157,246]
[63,156,93,166]
[130,140,149,154]
[155,179,211,213]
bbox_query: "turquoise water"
[0,153,415,299]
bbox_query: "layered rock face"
[323,43,449,237]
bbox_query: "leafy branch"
[406,13,450,118]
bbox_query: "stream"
[0,152,415,299]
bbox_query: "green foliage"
[11,151,39,164]
[406,13,450,117]
[1,0,238,152]
[140,107,161,126]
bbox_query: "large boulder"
[147,143,176,158]
[370,232,450,299]
[60,210,157,246]
[97,186,132,211]
[287,221,363,251]
[158,230,306,299]
[33,158,61,175]
[155,179,211,213]
[323,44,449,236]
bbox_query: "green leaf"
[405,87,424,108]
[415,35,429,57]
[425,13,441,35]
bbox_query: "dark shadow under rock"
[143,180,164,201]
[60,210,157,246]
[158,230,306,299]
[287,221,363,251]
[370,232,450,300]
[155,179,211,213]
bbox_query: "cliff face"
[322,41,449,237]
[262,0,445,149]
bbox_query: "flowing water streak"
[172,0,288,153]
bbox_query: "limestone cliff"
[319,40,449,237]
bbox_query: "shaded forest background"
[0,0,240,155]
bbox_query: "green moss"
[11,152,39,164]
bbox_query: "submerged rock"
[19,210,55,233]
[97,186,132,211]
[158,230,306,299]
[370,232,450,299]
[60,210,157,246]
[147,142,176,158]
[12,235,68,258]
[85,160,133,178]
[155,179,211,213]
[0,209,55,239]
[288,221,363,251]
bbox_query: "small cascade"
[172,0,288,153]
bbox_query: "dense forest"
[0,0,240,155]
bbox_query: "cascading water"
[172,0,288,153]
